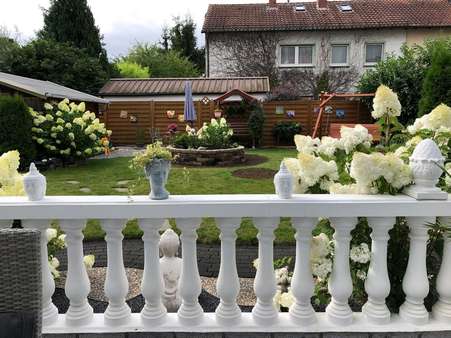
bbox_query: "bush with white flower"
[0,150,24,196]
[173,118,236,150]
[30,99,112,159]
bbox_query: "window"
[279,45,314,66]
[280,46,296,65]
[365,43,384,64]
[331,44,349,65]
[338,4,352,12]
[299,45,314,64]
[295,4,306,11]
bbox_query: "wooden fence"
[104,99,371,147]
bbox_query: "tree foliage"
[0,95,36,168]
[8,39,109,95]
[124,43,200,78]
[116,60,150,78]
[169,16,205,72]
[38,0,110,73]
[0,26,21,73]
[248,104,265,148]
[418,39,451,116]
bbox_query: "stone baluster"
[252,217,279,325]
[362,217,395,324]
[177,218,203,325]
[215,217,241,325]
[326,217,357,326]
[101,219,131,326]
[433,216,451,322]
[59,219,93,326]
[290,217,316,325]
[399,217,433,325]
[138,218,167,325]
[22,219,58,326]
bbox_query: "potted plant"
[130,142,173,200]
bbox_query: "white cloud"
[0,0,269,57]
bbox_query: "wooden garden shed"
[0,72,109,113]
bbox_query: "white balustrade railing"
[0,194,451,334]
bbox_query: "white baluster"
[22,220,58,326]
[362,217,395,325]
[138,218,167,325]
[59,219,93,326]
[177,218,203,325]
[100,219,131,326]
[216,217,241,325]
[252,217,279,325]
[326,217,357,326]
[433,216,451,322]
[399,216,433,325]
[290,217,316,325]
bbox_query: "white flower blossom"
[338,125,373,154]
[371,85,401,119]
[83,254,95,269]
[294,135,320,155]
[350,243,371,264]
[46,228,57,242]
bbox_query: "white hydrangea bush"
[30,99,112,159]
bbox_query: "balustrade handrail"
[1,193,451,335]
[0,194,450,219]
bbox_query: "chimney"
[268,0,277,7]
[317,0,328,9]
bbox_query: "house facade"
[203,0,451,93]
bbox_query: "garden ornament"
[159,229,182,312]
[23,163,47,201]
[274,161,294,199]
[145,159,171,200]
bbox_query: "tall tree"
[9,39,108,94]
[0,26,21,73]
[169,16,205,72]
[38,0,109,70]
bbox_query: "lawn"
[45,148,330,245]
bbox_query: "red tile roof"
[202,0,451,33]
[99,77,270,96]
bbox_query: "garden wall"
[104,99,371,147]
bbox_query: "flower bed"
[168,146,246,166]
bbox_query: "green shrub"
[29,99,112,160]
[272,121,301,144]
[173,133,200,149]
[116,60,150,78]
[418,40,451,116]
[248,104,265,148]
[0,95,36,168]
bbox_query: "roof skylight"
[339,4,352,12]
[295,4,306,11]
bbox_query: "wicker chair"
[0,228,42,338]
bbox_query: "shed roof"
[0,72,109,104]
[99,77,270,97]
[202,0,451,33]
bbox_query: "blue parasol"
[183,81,197,124]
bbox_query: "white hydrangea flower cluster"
[350,243,371,264]
[310,233,333,281]
[30,99,112,159]
[349,152,412,191]
[294,135,320,155]
[445,163,451,188]
[407,104,451,134]
[0,150,24,196]
[338,125,373,154]
[371,85,401,119]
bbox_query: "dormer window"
[339,4,352,12]
[295,4,306,11]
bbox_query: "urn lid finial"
[410,139,444,162]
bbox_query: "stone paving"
[90,146,144,160]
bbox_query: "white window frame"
[278,44,315,68]
[330,44,349,67]
[364,42,384,66]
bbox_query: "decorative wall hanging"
[275,106,284,115]
[336,109,345,118]
[166,110,176,119]
[120,110,128,119]
[201,96,211,105]
[130,115,138,123]
[286,111,295,118]
[178,114,185,122]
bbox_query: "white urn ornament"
[404,139,447,200]
[23,163,46,201]
[274,161,294,199]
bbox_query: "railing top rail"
[0,194,450,219]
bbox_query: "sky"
[0,0,269,59]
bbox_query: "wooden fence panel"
[105,99,371,147]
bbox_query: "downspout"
[205,32,210,77]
